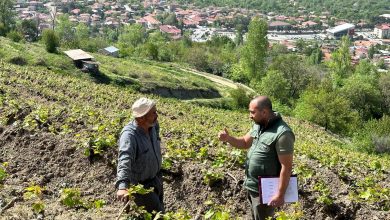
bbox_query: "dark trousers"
[134,174,164,214]
[247,190,275,220]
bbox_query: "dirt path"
[171,64,256,93]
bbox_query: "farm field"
[0,39,389,219]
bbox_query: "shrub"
[42,29,60,53]
[352,115,390,154]
[8,56,27,66]
[229,86,251,110]
[6,30,23,42]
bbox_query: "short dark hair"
[254,96,272,111]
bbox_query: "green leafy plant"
[203,170,224,187]
[23,184,45,214]
[203,200,231,220]
[0,162,7,183]
[313,181,333,206]
[60,188,85,208]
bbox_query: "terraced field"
[0,39,389,219]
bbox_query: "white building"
[374,24,390,39]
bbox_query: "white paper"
[260,176,298,204]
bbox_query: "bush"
[294,88,360,135]
[187,98,233,110]
[42,29,60,53]
[6,30,23,42]
[229,86,251,110]
[352,115,390,154]
[258,70,289,105]
[9,56,28,66]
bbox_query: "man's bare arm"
[218,128,253,149]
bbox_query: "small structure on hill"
[64,49,99,73]
[99,46,119,57]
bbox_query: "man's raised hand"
[218,128,230,142]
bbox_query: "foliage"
[60,188,85,208]
[258,70,289,105]
[240,17,268,82]
[378,72,390,114]
[42,29,60,53]
[1,37,390,218]
[227,62,250,84]
[352,115,390,154]
[313,181,334,205]
[273,202,304,220]
[203,170,224,187]
[204,200,231,220]
[229,86,251,110]
[24,184,45,214]
[160,209,192,220]
[328,36,352,88]
[118,24,147,57]
[269,54,314,101]
[294,88,360,135]
[6,30,23,42]
[0,0,16,35]
[19,19,39,42]
[55,15,78,48]
[340,73,382,120]
[0,162,7,183]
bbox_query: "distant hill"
[0,38,389,219]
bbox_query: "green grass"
[0,37,227,98]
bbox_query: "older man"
[116,97,164,213]
[218,96,295,220]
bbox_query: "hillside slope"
[0,37,238,100]
[0,43,389,219]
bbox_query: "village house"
[269,21,292,31]
[374,24,390,39]
[302,21,318,29]
[159,25,181,39]
[137,15,161,29]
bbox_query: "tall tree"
[328,35,352,88]
[55,15,78,48]
[0,0,16,35]
[235,24,243,46]
[341,73,382,120]
[19,19,39,42]
[294,88,360,135]
[240,17,268,82]
[269,54,313,100]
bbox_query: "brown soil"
[0,125,389,219]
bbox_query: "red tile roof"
[159,25,181,35]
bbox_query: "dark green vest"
[244,114,293,193]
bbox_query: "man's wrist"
[118,182,129,190]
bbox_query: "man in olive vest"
[218,96,294,220]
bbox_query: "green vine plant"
[0,162,8,185]
[60,188,105,210]
[202,170,224,187]
[313,181,334,206]
[117,184,154,220]
[203,200,232,220]
[270,202,304,220]
[23,184,45,214]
